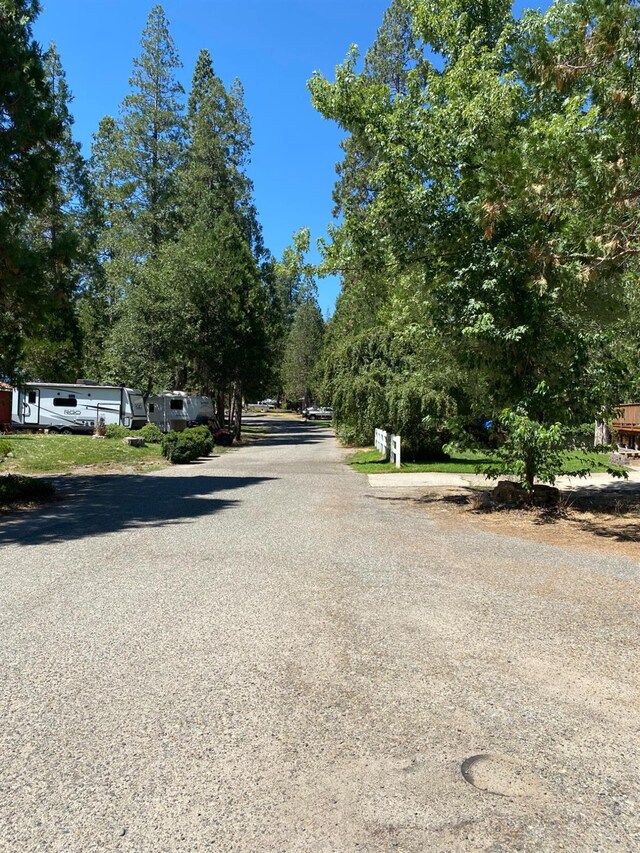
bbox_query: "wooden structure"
[611,404,640,451]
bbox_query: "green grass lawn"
[1,434,166,474]
[349,446,616,475]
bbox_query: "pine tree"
[120,4,185,257]
[283,297,325,408]
[20,44,100,380]
[91,5,186,387]
[81,115,128,378]
[159,48,277,432]
[0,0,61,378]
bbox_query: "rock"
[123,436,145,447]
[491,480,527,506]
[609,450,636,467]
[92,434,106,440]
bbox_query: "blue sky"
[34,1,550,316]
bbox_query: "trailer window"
[149,403,155,413]
[170,399,184,410]
[53,397,77,406]
[28,391,37,404]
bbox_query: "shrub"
[105,424,129,439]
[137,423,164,444]
[161,427,213,464]
[0,474,55,505]
[0,440,12,461]
[180,426,214,456]
[336,425,361,446]
[161,431,179,459]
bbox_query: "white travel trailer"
[11,382,147,434]
[146,391,215,433]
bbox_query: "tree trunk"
[230,382,242,441]
[524,452,536,496]
[216,389,225,426]
[144,376,154,404]
[174,364,187,390]
[594,419,611,448]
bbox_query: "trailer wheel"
[60,427,73,435]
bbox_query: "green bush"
[0,440,12,460]
[180,426,214,455]
[137,423,164,444]
[161,427,213,464]
[336,424,361,446]
[0,474,55,505]
[104,424,129,439]
[161,431,179,459]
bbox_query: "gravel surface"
[0,416,638,852]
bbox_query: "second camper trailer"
[147,392,215,433]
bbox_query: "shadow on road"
[241,415,332,448]
[0,473,275,547]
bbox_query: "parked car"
[303,406,333,421]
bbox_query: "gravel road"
[1,416,638,852]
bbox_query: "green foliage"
[119,4,185,257]
[484,408,627,490]
[18,44,100,382]
[325,324,461,455]
[0,440,12,460]
[161,426,213,463]
[104,424,129,439]
[309,0,640,477]
[282,298,325,404]
[137,423,164,443]
[87,5,186,389]
[0,1,64,379]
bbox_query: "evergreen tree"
[80,115,128,378]
[283,296,325,408]
[91,4,185,387]
[119,3,185,257]
[20,44,100,381]
[0,0,61,378]
[139,48,279,434]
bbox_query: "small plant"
[94,417,107,437]
[137,423,164,444]
[104,424,129,440]
[556,493,574,518]
[482,407,627,493]
[0,439,12,462]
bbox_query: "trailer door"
[23,389,40,425]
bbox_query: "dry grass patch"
[418,487,640,558]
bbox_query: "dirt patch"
[418,488,640,558]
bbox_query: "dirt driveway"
[0,416,638,851]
